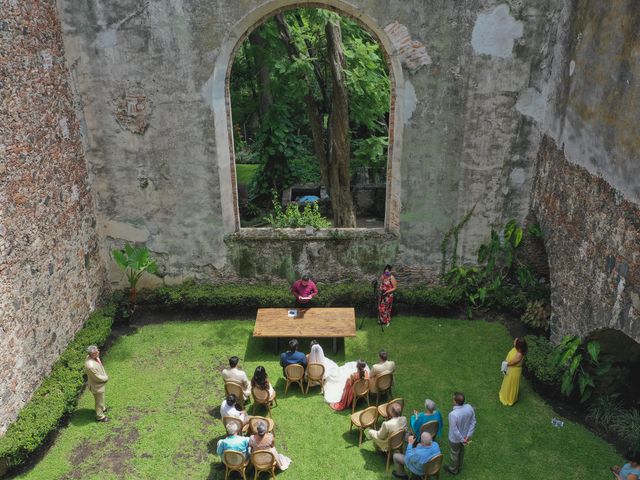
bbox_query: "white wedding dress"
[308,344,370,403]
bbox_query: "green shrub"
[141,281,463,312]
[523,335,562,387]
[587,395,625,428]
[0,306,115,474]
[611,408,640,453]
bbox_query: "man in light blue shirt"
[445,391,476,475]
[392,432,440,478]
[216,422,250,458]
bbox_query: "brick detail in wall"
[532,135,640,344]
[0,1,106,435]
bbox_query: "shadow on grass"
[359,447,388,474]
[69,408,98,427]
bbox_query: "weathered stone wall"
[0,1,106,434]
[531,0,640,343]
[532,136,639,344]
[54,0,561,286]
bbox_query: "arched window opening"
[229,7,391,229]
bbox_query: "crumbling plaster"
[54,0,561,286]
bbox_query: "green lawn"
[14,317,621,479]
[236,164,260,185]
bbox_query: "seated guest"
[221,355,251,401]
[392,432,441,479]
[329,360,368,411]
[251,366,276,402]
[249,421,292,471]
[220,394,249,425]
[280,339,307,373]
[366,402,407,451]
[306,340,338,386]
[216,422,250,458]
[369,349,396,394]
[290,275,318,306]
[410,398,444,438]
[612,450,640,480]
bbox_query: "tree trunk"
[274,15,357,227]
[325,20,356,227]
[248,29,273,117]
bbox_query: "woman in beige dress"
[249,422,292,470]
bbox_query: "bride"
[306,341,369,404]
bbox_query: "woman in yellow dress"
[499,337,528,406]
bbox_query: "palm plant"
[112,244,157,318]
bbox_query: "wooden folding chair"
[248,416,275,435]
[420,420,439,439]
[225,381,246,409]
[386,429,406,472]
[377,397,404,427]
[223,450,249,480]
[284,364,305,395]
[349,406,378,447]
[352,378,370,413]
[373,373,393,406]
[305,362,325,394]
[423,453,444,479]
[251,450,276,479]
[252,386,277,417]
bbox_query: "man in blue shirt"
[279,339,307,374]
[392,432,441,478]
[216,422,250,458]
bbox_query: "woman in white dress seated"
[307,340,338,380]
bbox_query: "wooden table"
[253,308,356,354]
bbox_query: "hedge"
[523,334,562,388]
[0,306,115,476]
[137,280,465,312]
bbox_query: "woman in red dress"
[378,264,398,327]
[329,360,368,411]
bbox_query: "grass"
[236,164,260,185]
[13,316,622,479]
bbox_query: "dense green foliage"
[553,336,612,403]
[230,8,390,207]
[13,318,623,479]
[0,307,115,475]
[588,396,640,453]
[523,335,562,387]
[263,191,331,228]
[444,220,549,318]
[139,280,463,313]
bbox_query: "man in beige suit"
[370,350,396,394]
[84,345,109,422]
[221,356,251,401]
[366,402,407,451]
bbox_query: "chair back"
[223,449,246,468]
[375,373,393,392]
[252,386,270,404]
[285,363,305,381]
[248,416,274,435]
[353,378,370,397]
[359,406,378,428]
[385,398,404,417]
[307,362,325,381]
[424,453,444,476]
[224,381,244,405]
[222,416,244,435]
[388,428,405,451]
[252,450,276,469]
[420,420,439,438]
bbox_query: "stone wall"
[531,0,640,343]
[532,136,639,344]
[54,0,561,286]
[0,0,106,434]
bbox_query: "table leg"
[275,337,279,355]
[332,337,337,355]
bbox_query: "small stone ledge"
[226,227,396,242]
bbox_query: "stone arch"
[206,0,406,234]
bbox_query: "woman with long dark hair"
[251,366,276,402]
[499,337,528,406]
[378,264,398,327]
